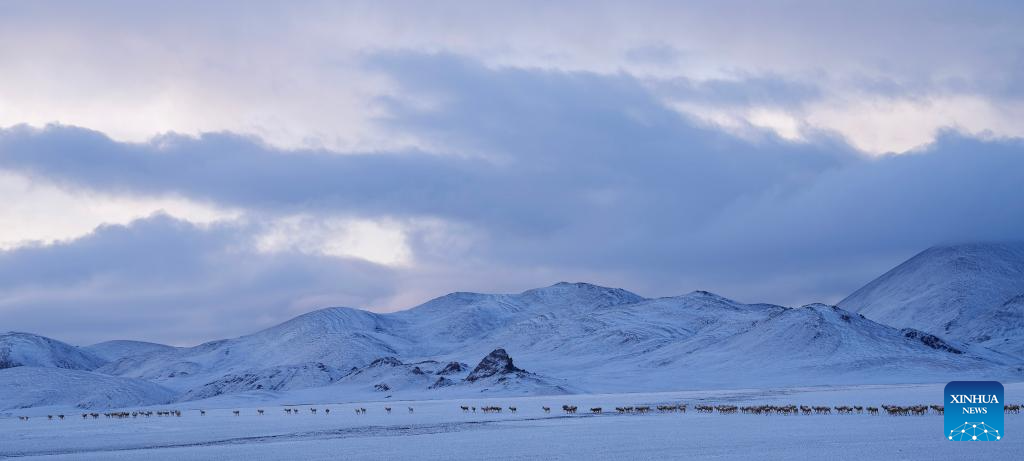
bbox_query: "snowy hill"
[0,367,175,410]
[324,349,572,398]
[179,362,349,401]
[391,282,646,354]
[97,307,409,391]
[90,282,1024,399]
[839,243,1024,357]
[0,332,106,371]
[661,303,1009,386]
[6,275,1024,409]
[84,340,178,362]
[451,293,1015,390]
[330,357,440,395]
[101,282,642,393]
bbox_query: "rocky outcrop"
[437,361,467,375]
[429,377,454,388]
[901,329,963,354]
[465,348,525,382]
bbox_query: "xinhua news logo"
[944,381,1004,441]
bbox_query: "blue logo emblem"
[945,381,1004,441]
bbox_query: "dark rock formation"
[437,361,467,375]
[429,376,454,388]
[465,348,524,382]
[901,329,963,354]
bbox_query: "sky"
[1,1,1023,345]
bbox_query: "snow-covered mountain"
[96,307,409,391]
[180,362,349,401]
[84,340,178,362]
[6,264,1023,409]
[325,349,572,398]
[839,243,1024,357]
[0,367,175,410]
[658,303,1009,386]
[100,283,641,392]
[446,292,1014,390]
[102,281,1019,398]
[390,282,646,355]
[0,332,105,371]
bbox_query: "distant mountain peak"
[84,340,177,362]
[532,281,638,293]
[686,290,728,299]
[673,290,742,306]
[519,282,645,306]
[839,241,1024,358]
[0,332,106,371]
[550,281,613,289]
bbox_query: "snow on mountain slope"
[392,282,646,354]
[11,276,1023,408]
[0,366,175,410]
[456,290,784,374]
[330,357,443,395]
[84,340,178,362]
[327,349,573,398]
[958,293,1024,358]
[665,303,1011,386]
[104,283,640,396]
[179,362,349,401]
[103,282,1024,399]
[98,307,410,392]
[0,332,105,371]
[442,292,1018,391]
[839,243,1024,357]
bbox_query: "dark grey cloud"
[0,54,856,232]
[1,53,1023,344]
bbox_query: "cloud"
[1,1,1022,153]
[0,55,857,234]
[2,53,1023,346]
[0,170,238,250]
[255,215,413,267]
[0,215,398,345]
[798,91,1024,153]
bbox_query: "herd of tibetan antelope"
[13,403,1024,422]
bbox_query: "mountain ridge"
[3,261,1022,409]
[839,242,1024,357]
[1,332,106,371]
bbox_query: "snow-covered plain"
[1,383,1021,460]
